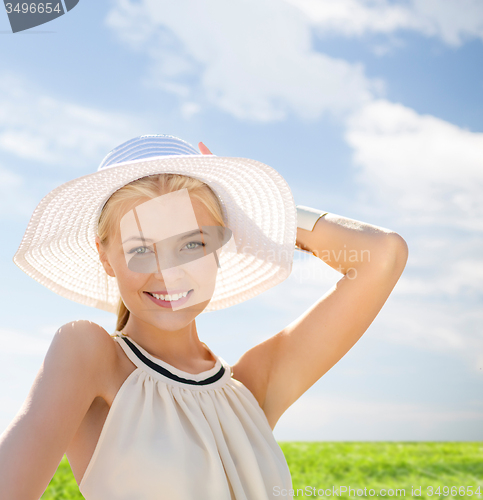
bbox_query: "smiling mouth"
[144,290,193,303]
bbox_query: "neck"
[120,314,214,369]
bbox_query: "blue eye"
[128,246,152,255]
[185,241,205,250]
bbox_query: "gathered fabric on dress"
[78,332,293,500]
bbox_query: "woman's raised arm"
[233,212,408,428]
[0,320,112,500]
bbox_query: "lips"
[143,290,194,309]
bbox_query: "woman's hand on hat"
[198,142,213,155]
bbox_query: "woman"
[0,135,408,499]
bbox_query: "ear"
[95,235,116,278]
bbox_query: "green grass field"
[41,442,482,499]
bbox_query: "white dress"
[79,332,293,499]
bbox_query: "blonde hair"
[97,174,226,331]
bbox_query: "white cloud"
[370,37,407,57]
[106,0,376,122]
[0,327,54,356]
[342,99,483,375]
[0,73,144,167]
[396,259,483,297]
[104,0,483,127]
[285,0,415,37]
[411,0,483,46]
[371,297,483,372]
[345,99,483,232]
[286,0,483,47]
[0,164,35,218]
[275,392,483,440]
[181,101,202,119]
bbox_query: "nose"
[153,263,186,283]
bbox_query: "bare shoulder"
[51,320,117,396]
[54,320,114,358]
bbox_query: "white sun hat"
[13,135,297,313]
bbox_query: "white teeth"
[151,291,189,301]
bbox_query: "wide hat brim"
[13,154,297,313]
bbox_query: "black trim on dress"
[122,337,225,385]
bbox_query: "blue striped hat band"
[98,135,200,171]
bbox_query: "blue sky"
[0,0,482,441]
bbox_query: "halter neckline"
[112,330,227,386]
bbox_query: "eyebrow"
[122,236,155,244]
[122,229,205,245]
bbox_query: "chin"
[146,301,211,329]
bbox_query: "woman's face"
[97,189,224,332]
